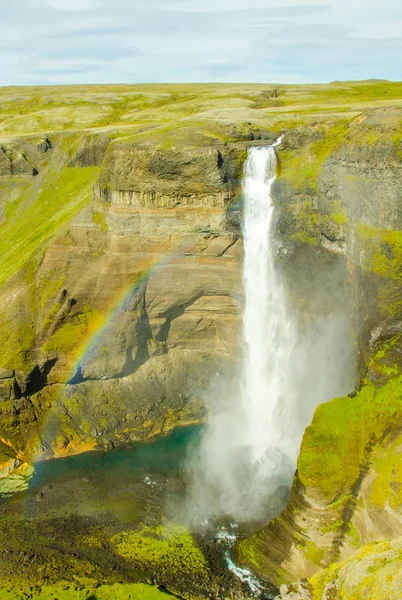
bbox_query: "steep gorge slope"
[0,83,402,598]
[0,127,246,463]
[238,101,402,591]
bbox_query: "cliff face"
[0,130,247,464]
[238,107,402,587]
[277,537,402,600]
[1,84,402,598]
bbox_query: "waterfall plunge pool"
[0,425,278,599]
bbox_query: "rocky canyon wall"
[0,133,247,464]
[238,107,402,589]
[1,103,401,599]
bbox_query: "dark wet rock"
[36,137,52,154]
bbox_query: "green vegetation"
[92,209,108,232]
[0,583,179,600]
[0,166,100,284]
[370,432,402,509]
[297,376,402,499]
[309,538,402,600]
[38,269,66,310]
[43,306,102,358]
[0,79,400,292]
[111,523,209,577]
[304,541,325,567]
[278,121,351,191]
[358,225,402,318]
[0,263,37,371]
[1,81,401,139]
[0,79,401,597]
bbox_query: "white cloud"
[31,0,103,10]
[1,0,401,85]
[353,21,402,40]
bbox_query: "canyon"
[0,81,401,599]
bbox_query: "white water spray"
[188,141,353,522]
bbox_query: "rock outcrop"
[238,108,402,588]
[277,537,402,600]
[0,132,245,460]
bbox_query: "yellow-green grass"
[111,523,209,577]
[309,538,402,600]
[358,225,402,318]
[0,166,99,284]
[1,81,401,140]
[0,583,179,600]
[297,376,402,500]
[278,120,351,191]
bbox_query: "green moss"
[320,519,345,534]
[368,334,402,381]
[0,263,38,370]
[92,209,108,232]
[42,301,62,330]
[358,225,402,280]
[43,306,101,357]
[309,538,402,600]
[237,533,266,571]
[331,210,348,226]
[0,582,178,599]
[347,524,361,548]
[278,121,350,192]
[237,532,291,585]
[0,166,100,285]
[304,541,325,566]
[111,523,209,577]
[370,433,402,509]
[298,376,402,499]
[38,269,66,310]
[0,441,15,464]
[357,225,402,318]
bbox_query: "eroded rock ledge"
[0,132,247,462]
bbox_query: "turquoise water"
[0,424,275,599]
[30,425,203,491]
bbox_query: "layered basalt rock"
[94,143,243,208]
[0,133,245,460]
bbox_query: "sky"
[1,0,401,85]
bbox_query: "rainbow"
[65,264,155,384]
[34,249,180,460]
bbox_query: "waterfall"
[188,142,353,522]
[239,142,302,485]
[242,144,295,463]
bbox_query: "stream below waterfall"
[0,426,278,598]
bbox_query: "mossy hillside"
[367,332,402,384]
[1,82,401,140]
[0,440,15,465]
[0,583,180,600]
[0,508,193,599]
[92,209,108,232]
[0,259,38,372]
[277,120,351,192]
[278,199,348,247]
[297,376,402,500]
[358,224,402,319]
[0,165,100,285]
[111,523,209,578]
[308,538,402,600]
[251,81,402,110]
[370,432,402,510]
[42,306,103,359]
